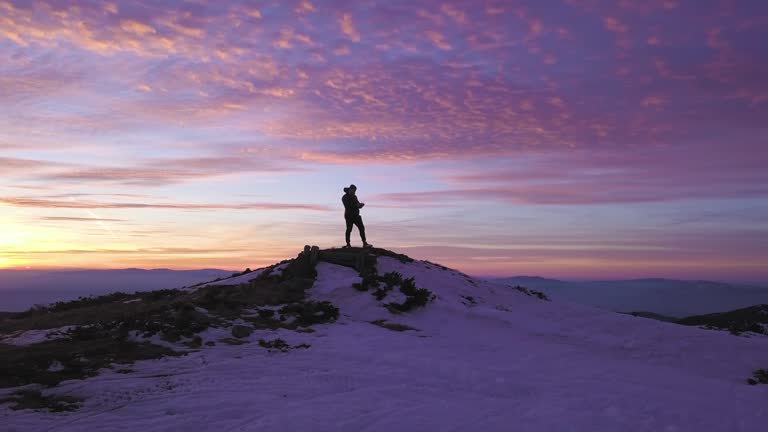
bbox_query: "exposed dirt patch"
[370,320,419,332]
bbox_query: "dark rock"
[231,325,253,338]
[310,245,320,266]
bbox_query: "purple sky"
[1,0,767,281]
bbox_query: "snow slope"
[497,276,768,318]
[3,257,768,431]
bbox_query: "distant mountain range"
[0,269,233,312]
[494,277,768,318]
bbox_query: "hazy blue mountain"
[0,269,233,312]
[494,277,768,318]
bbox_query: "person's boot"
[343,244,352,248]
[363,242,373,248]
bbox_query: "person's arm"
[354,195,364,208]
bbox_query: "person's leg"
[355,215,367,244]
[345,217,353,246]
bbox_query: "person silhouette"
[342,184,372,248]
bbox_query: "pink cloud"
[1,157,64,172]
[430,144,768,204]
[338,13,361,42]
[1,0,766,277]
[39,216,126,222]
[2,154,303,186]
[0,196,331,211]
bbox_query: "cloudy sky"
[1,0,767,281]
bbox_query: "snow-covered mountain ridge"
[2,247,768,432]
[496,276,768,317]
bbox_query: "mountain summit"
[2,247,768,431]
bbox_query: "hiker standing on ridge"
[342,184,372,248]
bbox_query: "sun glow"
[0,222,62,268]
[0,224,25,268]
[0,223,25,246]
[0,258,13,268]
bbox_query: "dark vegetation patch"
[629,304,768,337]
[353,271,400,299]
[0,337,179,388]
[231,325,253,339]
[370,320,419,332]
[218,337,249,345]
[322,247,413,264]
[1,389,83,412]
[239,301,339,331]
[239,309,283,331]
[353,273,378,292]
[278,301,339,327]
[625,312,680,323]
[511,285,550,301]
[230,267,253,279]
[371,248,414,264]
[747,369,768,385]
[184,335,203,349]
[0,248,332,395]
[384,277,435,314]
[352,268,435,314]
[1,251,321,336]
[373,288,389,301]
[191,274,313,318]
[1,289,184,335]
[258,338,311,352]
[677,304,768,336]
[258,338,290,351]
[25,289,185,316]
[0,247,423,403]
